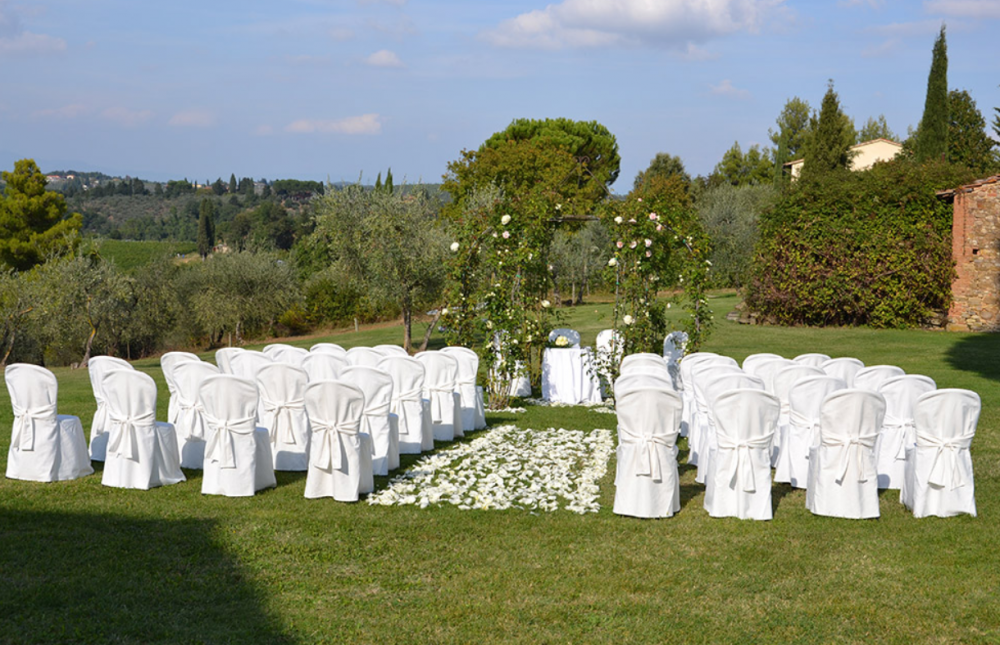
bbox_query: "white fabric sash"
[717,431,772,492]
[10,403,49,452]
[788,409,821,449]
[917,430,975,490]
[881,414,916,460]
[823,431,878,482]
[176,398,207,440]
[107,409,156,461]
[203,412,257,469]
[391,388,423,439]
[260,394,305,446]
[427,385,454,424]
[618,425,676,481]
[310,419,358,470]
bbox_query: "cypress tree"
[374,172,382,192]
[800,82,853,182]
[197,198,216,259]
[914,25,949,163]
[385,167,394,194]
[228,173,237,194]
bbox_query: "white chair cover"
[694,371,765,485]
[256,363,311,471]
[541,347,602,404]
[199,375,276,497]
[310,342,347,358]
[172,360,221,469]
[793,353,831,367]
[304,380,371,502]
[875,375,936,489]
[5,364,93,482]
[375,344,409,357]
[342,366,400,476]
[379,356,433,453]
[215,347,244,374]
[270,346,309,368]
[228,350,273,382]
[441,346,487,430]
[750,358,796,394]
[742,353,783,375]
[548,327,581,348]
[346,346,385,368]
[806,389,884,519]
[416,352,463,441]
[703,388,780,520]
[854,365,906,393]
[821,357,865,387]
[262,343,294,357]
[687,361,743,469]
[777,376,847,488]
[87,355,134,461]
[301,353,349,382]
[101,369,185,490]
[613,372,674,398]
[161,351,201,428]
[621,353,668,374]
[900,389,979,518]
[613,386,682,518]
[677,352,726,439]
[770,364,825,468]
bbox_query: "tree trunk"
[81,326,97,369]
[402,306,412,353]
[418,311,441,352]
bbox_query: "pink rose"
[656,224,663,231]
[616,241,624,248]
[502,231,510,239]
[629,240,638,249]
[649,213,658,220]
[645,250,652,257]
[645,239,652,247]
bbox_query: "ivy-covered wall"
[747,160,977,328]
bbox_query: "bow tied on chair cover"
[717,432,772,493]
[618,426,674,481]
[918,430,975,490]
[10,403,49,452]
[260,394,306,447]
[392,387,423,440]
[882,414,917,460]
[107,409,156,462]
[788,409,822,447]
[204,412,257,469]
[362,401,392,455]
[176,398,207,440]
[310,420,358,471]
[428,384,454,424]
[826,431,879,483]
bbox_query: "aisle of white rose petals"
[368,425,615,513]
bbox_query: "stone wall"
[947,179,1000,331]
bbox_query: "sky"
[1,0,999,191]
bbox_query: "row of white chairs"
[613,351,979,520]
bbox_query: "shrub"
[746,160,978,328]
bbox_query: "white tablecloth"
[541,347,603,405]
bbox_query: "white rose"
[608,258,617,267]
[450,242,460,252]
[501,214,511,225]
[441,308,449,315]
[623,315,634,325]
[541,299,551,308]
[614,216,623,224]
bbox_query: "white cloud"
[482,0,787,50]
[32,104,88,119]
[365,49,402,67]
[330,26,355,40]
[924,0,1000,18]
[253,124,274,136]
[285,114,383,135]
[861,37,900,57]
[102,106,153,127]
[168,110,216,127]
[867,19,945,36]
[0,1,66,54]
[710,79,751,99]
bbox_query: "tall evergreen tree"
[374,172,382,192]
[914,25,949,163]
[947,89,998,174]
[197,198,216,259]
[800,82,854,182]
[384,168,394,194]
[228,173,237,194]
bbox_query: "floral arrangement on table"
[594,174,713,398]
[552,335,571,348]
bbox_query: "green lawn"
[1,296,998,644]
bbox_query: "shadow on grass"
[944,332,1000,382]
[0,509,297,645]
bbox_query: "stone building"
[939,175,1000,331]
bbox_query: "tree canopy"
[633,153,691,193]
[947,89,998,174]
[0,159,82,271]
[710,142,774,187]
[770,97,813,161]
[914,26,949,163]
[799,82,855,182]
[857,115,898,143]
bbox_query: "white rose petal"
[450,242,460,252]
[501,214,511,225]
